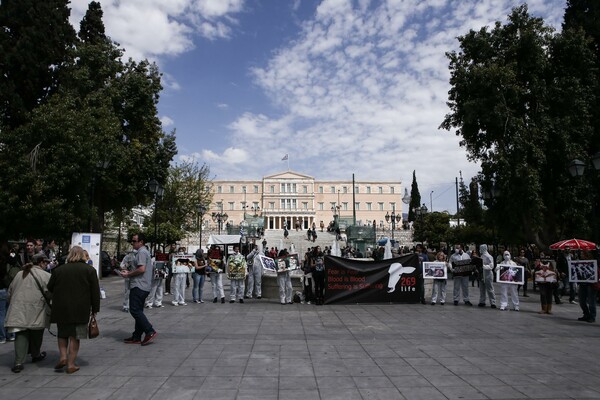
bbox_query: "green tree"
[145,161,213,252]
[413,212,450,249]
[441,4,599,246]
[407,170,421,222]
[0,0,76,128]
[0,1,176,241]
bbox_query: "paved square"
[1,276,599,399]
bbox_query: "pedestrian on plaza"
[245,245,263,299]
[556,248,576,304]
[192,249,206,303]
[277,248,293,304]
[577,251,597,323]
[534,259,557,314]
[120,233,158,346]
[431,251,448,305]
[47,247,100,374]
[515,248,530,297]
[207,245,225,303]
[477,244,497,308]
[302,248,314,304]
[448,244,472,306]
[498,250,520,311]
[416,244,428,305]
[164,243,177,295]
[312,247,325,305]
[320,221,324,232]
[227,245,247,303]
[5,253,52,373]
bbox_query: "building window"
[302,202,308,210]
[318,202,324,210]
[217,186,222,194]
[319,186,324,193]
[355,186,359,193]
[342,202,348,211]
[355,202,360,210]
[343,186,348,194]
[229,185,235,193]
[253,185,259,193]
[330,186,335,193]
[242,186,247,193]
[366,186,371,194]
[367,202,372,211]
[378,186,383,194]
[292,199,297,209]
[270,185,275,193]
[292,183,296,193]
[216,201,223,210]
[269,202,275,209]
[303,185,308,193]
[280,199,285,209]
[228,202,234,210]
[378,202,384,211]
[390,202,396,211]
[281,183,286,193]
[390,186,395,194]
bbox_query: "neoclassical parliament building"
[209,170,404,230]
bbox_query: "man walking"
[121,233,157,346]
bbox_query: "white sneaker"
[145,304,152,308]
[179,302,187,306]
[500,307,506,311]
[513,307,520,311]
[171,302,179,306]
[0,339,6,344]
[307,301,311,305]
[199,300,204,303]
[154,304,164,308]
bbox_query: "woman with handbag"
[5,252,51,373]
[47,246,100,374]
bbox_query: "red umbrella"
[549,238,597,251]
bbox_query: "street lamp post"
[385,204,402,242]
[212,201,228,235]
[148,178,164,255]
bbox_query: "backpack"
[3,264,21,288]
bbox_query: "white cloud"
[216,103,229,110]
[69,0,246,60]
[160,116,174,127]
[208,0,562,211]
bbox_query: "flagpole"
[287,156,290,171]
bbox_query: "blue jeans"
[578,284,597,321]
[0,289,7,341]
[129,287,154,340]
[192,273,205,301]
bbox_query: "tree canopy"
[441,3,600,247]
[0,1,176,242]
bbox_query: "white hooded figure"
[478,244,497,308]
[245,246,263,299]
[448,245,472,305]
[499,251,519,311]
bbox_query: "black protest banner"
[451,259,479,277]
[324,254,420,304]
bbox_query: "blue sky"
[70,0,564,213]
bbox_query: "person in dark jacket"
[47,246,100,374]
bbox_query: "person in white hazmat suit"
[478,244,497,308]
[499,250,520,311]
[245,245,263,299]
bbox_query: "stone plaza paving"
[1,275,600,399]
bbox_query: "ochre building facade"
[209,171,403,230]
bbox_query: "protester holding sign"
[448,244,472,306]
[227,245,247,304]
[498,251,520,311]
[207,245,225,304]
[430,252,448,305]
[535,259,557,314]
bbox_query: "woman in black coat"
[47,246,100,374]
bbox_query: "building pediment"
[264,170,314,180]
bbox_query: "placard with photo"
[423,262,447,279]
[568,260,598,283]
[496,264,524,285]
